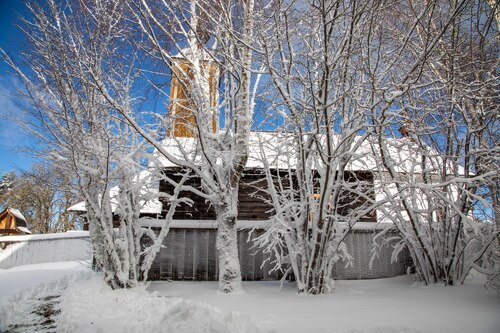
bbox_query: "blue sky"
[0,0,33,175]
[0,1,276,177]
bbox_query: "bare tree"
[0,172,16,198]
[3,0,261,292]
[111,0,263,293]
[253,0,494,293]
[253,0,382,294]
[1,0,167,289]
[0,164,81,233]
[370,0,499,286]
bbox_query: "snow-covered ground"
[151,278,500,333]
[0,261,498,333]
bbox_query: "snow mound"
[58,275,271,333]
[1,270,271,333]
[0,272,90,332]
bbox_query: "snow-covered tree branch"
[253,0,382,294]
[123,0,264,293]
[370,0,499,287]
[0,0,182,289]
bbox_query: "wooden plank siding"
[159,169,216,220]
[159,168,377,222]
[142,227,411,281]
[143,228,284,281]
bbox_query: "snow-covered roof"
[0,208,31,234]
[8,208,27,222]
[16,226,31,235]
[68,170,163,215]
[68,198,162,215]
[155,131,464,175]
[69,132,464,216]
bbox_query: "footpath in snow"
[0,261,499,333]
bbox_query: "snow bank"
[58,275,271,333]
[0,261,90,300]
[0,262,91,333]
[0,263,271,333]
[1,261,498,333]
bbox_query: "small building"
[0,208,31,236]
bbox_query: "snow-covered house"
[0,208,31,236]
[154,132,379,222]
[133,51,416,281]
[69,125,464,282]
[70,54,418,282]
[142,131,420,281]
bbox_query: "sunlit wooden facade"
[169,57,218,137]
[0,208,31,236]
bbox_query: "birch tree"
[118,0,262,293]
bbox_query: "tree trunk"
[215,189,242,293]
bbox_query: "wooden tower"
[169,56,218,137]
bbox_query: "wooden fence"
[0,232,92,269]
[144,227,411,281]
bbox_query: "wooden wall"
[159,169,274,220]
[143,227,411,281]
[332,229,412,279]
[159,170,216,220]
[159,168,376,222]
[144,228,283,281]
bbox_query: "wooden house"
[69,51,414,281]
[137,50,412,281]
[0,208,31,236]
[144,131,414,281]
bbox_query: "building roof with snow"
[155,131,465,175]
[0,208,31,236]
[67,170,163,215]
[68,132,465,220]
